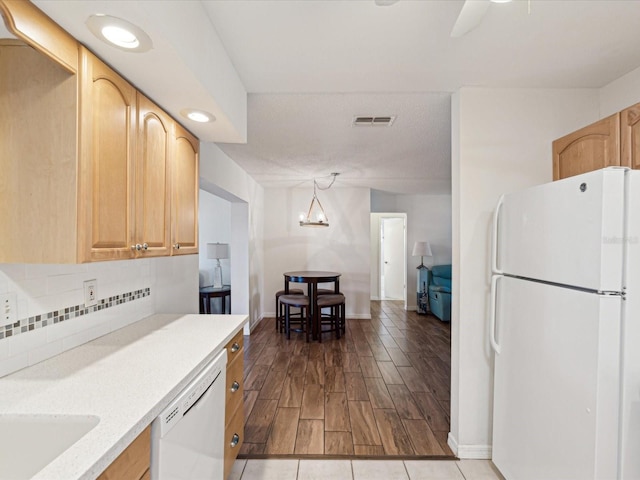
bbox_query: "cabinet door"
[552,113,620,181]
[171,124,199,255]
[0,40,78,264]
[135,94,172,257]
[80,47,136,261]
[97,426,150,480]
[621,102,640,170]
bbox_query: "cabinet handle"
[142,243,148,250]
[131,244,142,251]
[231,342,240,353]
[230,433,240,448]
[230,381,240,393]
[173,243,181,250]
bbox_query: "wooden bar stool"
[316,293,345,342]
[279,294,311,341]
[275,288,304,332]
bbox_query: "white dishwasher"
[151,349,227,480]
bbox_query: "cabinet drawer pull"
[142,243,148,250]
[131,244,142,251]
[230,433,240,448]
[230,342,240,353]
[230,381,240,393]
[173,243,181,249]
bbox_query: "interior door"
[492,275,621,480]
[381,217,405,300]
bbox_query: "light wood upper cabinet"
[80,47,137,261]
[1,3,200,263]
[171,124,199,255]
[136,94,172,257]
[552,113,621,181]
[0,0,77,72]
[0,39,78,264]
[621,102,640,170]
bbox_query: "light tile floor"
[229,459,505,480]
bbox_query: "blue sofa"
[429,264,451,322]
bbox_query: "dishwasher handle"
[183,370,221,417]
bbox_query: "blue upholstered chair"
[429,265,451,322]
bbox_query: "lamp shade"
[206,243,229,260]
[412,241,432,258]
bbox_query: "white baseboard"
[246,314,266,334]
[447,432,492,459]
[370,296,380,301]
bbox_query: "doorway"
[370,213,407,306]
[380,217,405,300]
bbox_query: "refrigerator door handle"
[490,274,501,355]
[492,195,504,275]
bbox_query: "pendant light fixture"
[299,173,339,227]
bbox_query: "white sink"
[0,414,100,479]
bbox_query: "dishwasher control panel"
[156,349,227,437]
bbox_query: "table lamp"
[412,241,432,268]
[207,243,229,288]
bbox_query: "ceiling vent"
[352,115,396,127]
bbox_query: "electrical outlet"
[0,293,17,328]
[84,279,98,307]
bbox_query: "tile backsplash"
[0,287,150,340]
[0,255,198,377]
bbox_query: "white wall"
[370,192,452,310]
[451,87,600,458]
[599,65,640,117]
[199,143,264,332]
[0,255,197,377]
[263,186,371,319]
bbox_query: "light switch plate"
[84,279,98,307]
[1,293,17,327]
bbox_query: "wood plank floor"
[239,300,453,459]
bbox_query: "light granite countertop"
[0,313,248,480]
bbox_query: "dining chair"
[275,288,304,332]
[316,293,345,342]
[278,294,311,341]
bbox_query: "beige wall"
[262,186,371,319]
[450,87,600,457]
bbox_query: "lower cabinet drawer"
[224,403,244,480]
[225,329,244,364]
[225,353,244,424]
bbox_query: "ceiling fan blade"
[450,0,491,38]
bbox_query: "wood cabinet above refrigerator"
[552,102,640,181]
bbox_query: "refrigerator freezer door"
[495,168,625,292]
[492,276,621,480]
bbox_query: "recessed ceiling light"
[86,15,152,53]
[180,109,216,123]
[101,25,139,49]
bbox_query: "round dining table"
[283,271,341,340]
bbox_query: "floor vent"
[352,115,396,127]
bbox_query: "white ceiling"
[25,1,640,194]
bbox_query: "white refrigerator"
[490,167,640,480]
